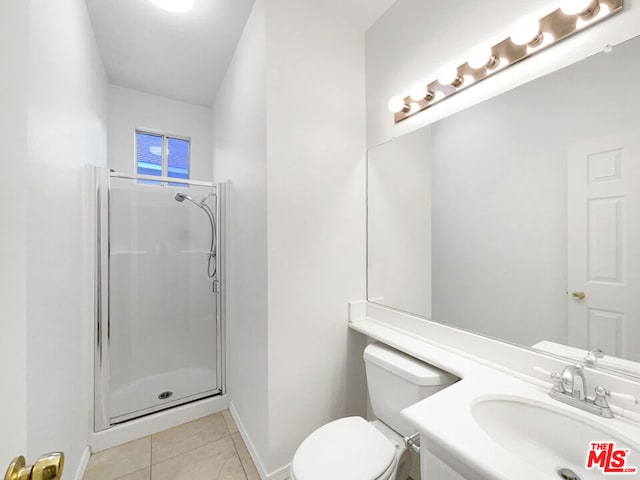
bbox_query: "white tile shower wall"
[108,85,213,181]
[212,0,270,474]
[26,0,108,475]
[366,0,640,147]
[0,0,29,467]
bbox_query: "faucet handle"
[594,386,610,408]
[595,386,639,407]
[533,367,565,392]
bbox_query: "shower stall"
[93,167,225,431]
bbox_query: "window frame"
[134,128,191,184]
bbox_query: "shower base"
[110,367,219,423]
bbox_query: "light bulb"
[468,43,499,70]
[149,0,194,13]
[437,65,463,87]
[410,83,427,101]
[511,16,541,46]
[388,96,408,113]
[409,83,435,102]
[560,0,600,16]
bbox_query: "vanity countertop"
[349,306,640,480]
[402,369,640,480]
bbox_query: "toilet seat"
[290,416,397,480]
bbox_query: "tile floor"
[84,410,260,480]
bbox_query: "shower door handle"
[213,279,220,294]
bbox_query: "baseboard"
[73,446,91,480]
[267,463,291,480]
[228,402,291,480]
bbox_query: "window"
[136,130,190,185]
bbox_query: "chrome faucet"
[560,364,587,400]
[535,365,640,419]
[538,364,613,418]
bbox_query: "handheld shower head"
[175,192,195,203]
[173,190,218,282]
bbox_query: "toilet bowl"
[290,342,457,480]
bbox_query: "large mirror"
[368,35,640,378]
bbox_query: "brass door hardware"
[4,453,64,480]
[572,291,586,300]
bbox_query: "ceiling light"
[149,0,194,13]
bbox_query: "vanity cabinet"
[421,449,469,480]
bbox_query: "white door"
[567,131,640,362]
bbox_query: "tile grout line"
[149,434,153,478]
[229,433,250,480]
[91,414,238,479]
[149,429,233,467]
[112,466,151,480]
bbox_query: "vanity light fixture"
[561,0,601,18]
[410,83,435,102]
[388,96,410,113]
[510,16,543,47]
[388,0,623,122]
[437,65,464,88]
[468,43,500,70]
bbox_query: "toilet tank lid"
[364,342,457,386]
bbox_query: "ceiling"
[323,0,397,31]
[86,0,255,106]
[86,0,396,107]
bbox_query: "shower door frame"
[94,168,226,432]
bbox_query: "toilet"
[290,342,457,480]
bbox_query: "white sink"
[472,396,640,478]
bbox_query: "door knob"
[4,453,63,480]
[32,453,64,480]
[4,456,25,480]
[572,291,586,300]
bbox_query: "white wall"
[366,0,640,147]
[0,0,29,467]
[212,0,369,475]
[108,85,213,181]
[26,0,108,474]
[212,0,270,471]
[265,0,368,472]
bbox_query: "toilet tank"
[364,342,457,437]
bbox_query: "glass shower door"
[107,176,220,423]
